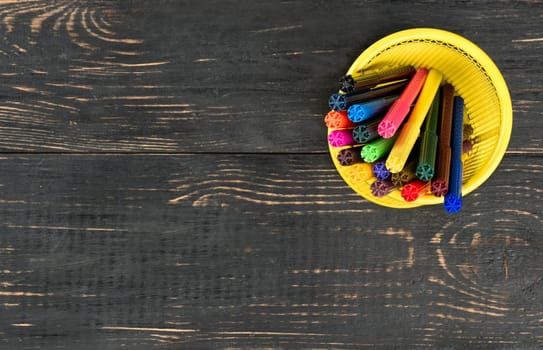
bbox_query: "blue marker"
[444,96,464,213]
[372,161,391,181]
[347,94,399,123]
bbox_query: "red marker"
[378,68,428,138]
[401,180,430,202]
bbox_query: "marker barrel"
[328,129,355,147]
[339,66,416,93]
[371,179,399,197]
[416,90,441,181]
[444,96,465,213]
[431,84,455,196]
[324,110,357,129]
[430,179,448,197]
[372,161,391,181]
[361,134,398,163]
[345,162,373,183]
[377,68,429,138]
[352,118,382,144]
[391,160,417,187]
[337,147,363,166]
[347,94,399,123]
[401,180,430,202]
[385,69,442,173]
[328,81,407,111]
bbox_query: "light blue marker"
[347,94,400,123]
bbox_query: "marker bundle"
[324,66,474,212]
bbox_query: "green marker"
[360,133,399,163]
[416,90,441,181]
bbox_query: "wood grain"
[0,0,542,349]
[0,0,540,153]
[0,154,542,348]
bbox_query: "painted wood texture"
[1,155,542,349]
[0,0,542,349]
[0,0,540,153]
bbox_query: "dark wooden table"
[1,1,542,348]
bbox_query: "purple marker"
[371,179,399,197]
[372,161,391,181]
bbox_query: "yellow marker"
[386,69,442,173]
[345,162,373,184]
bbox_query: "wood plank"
[0,0,540,153]
[0,154,542,348]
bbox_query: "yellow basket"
[328,28,513,208]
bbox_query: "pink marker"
[378,68,429,138]
[328,129,354,147]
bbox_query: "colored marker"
[461,138,473,162]
[434,139,472,195]
[360,133,398,163]
[377,68,429,138]
[324,110,357,129]
[462,140,473,163]
[371,179,399,197]
[444,96,465,213]
[338,75,358,94]
[328,129,354,147]
[328,80,407,111]
[462,139,473,154]
[347,94,400,123]
[416,90,441,181]
[345,162,373,183]
[463,124,473,140]
[337,146,362,166]
[352,118,382,144]
[385,69,442,173]
[372,161,391,181]
[391,160,417,187]
[339,66,416,93]
[430,180,447,197]
[401,180,430,202]
[431,84,455,197]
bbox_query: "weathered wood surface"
[0,0,540,153]
[0,0,542,349]
[1,155,542,349]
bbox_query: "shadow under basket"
[328,28,513,208]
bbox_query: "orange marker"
[324,110,356,129]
